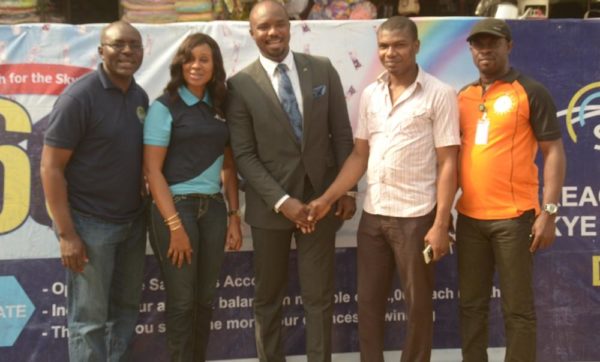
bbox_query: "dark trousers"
[149,194,227,362]
[356,209,436,362]
[457,211,536,362]
[251,213,342,362]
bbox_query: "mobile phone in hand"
[423,244,433,264]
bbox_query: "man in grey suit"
[226,1,356,361]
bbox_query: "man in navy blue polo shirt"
[41,21,148,361]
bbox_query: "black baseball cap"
[467,18,512,42]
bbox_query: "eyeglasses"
[102,42,143,52]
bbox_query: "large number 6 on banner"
[0,97,32,235]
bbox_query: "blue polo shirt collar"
[97,63,138,92]
[178,85,212,107]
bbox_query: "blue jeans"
[149,193,227,362]
[66,208,146,362]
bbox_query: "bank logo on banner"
[563,81,600,151]
[0,276,35,347]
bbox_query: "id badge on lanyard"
[475,109,490,145]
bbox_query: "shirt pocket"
[365,109,386,135]
[397,106,432,136]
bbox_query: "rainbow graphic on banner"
[417,18,479,89]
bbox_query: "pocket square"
[313,85,327,98]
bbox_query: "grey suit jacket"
[226,52,353,229]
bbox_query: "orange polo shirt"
[457,69,561,220]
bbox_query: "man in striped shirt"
[307,16,460,362]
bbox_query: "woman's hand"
[226,215,243,251]
[167,227,193,268]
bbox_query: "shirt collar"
[376,65,424,89]
[259,51,296,77]
[178,85,212,107]
[470,67,520,87]
[97,63,140,95]
[98,63,122,90]
[494,67,519,83]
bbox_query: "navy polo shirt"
[44,64,149,222]
[144,86,229,195]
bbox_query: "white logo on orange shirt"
[493,95,514,114]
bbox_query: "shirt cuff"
[345,191,358,198]
[274,195,290,213]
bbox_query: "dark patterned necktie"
[276,63,303,141]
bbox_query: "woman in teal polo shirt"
[143,33,242,361]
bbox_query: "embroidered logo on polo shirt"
[214,114,226,122]
[493,95,515,114]
[136,106,146,123]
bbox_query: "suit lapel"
[294,53,313,151]
[248,60,300,146]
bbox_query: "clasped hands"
[279,195,356,233]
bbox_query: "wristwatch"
[542,203,559,215]
[227,209,241,217]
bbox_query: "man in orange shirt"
[456,18,566,362]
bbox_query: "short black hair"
[378,16,418,41]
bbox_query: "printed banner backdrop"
[0,18,599,361]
